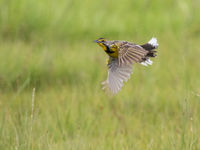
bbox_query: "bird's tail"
[140,37,159,66]
[141,37,158,57]
[141,37,158,51]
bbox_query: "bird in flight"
[94,37,159,94]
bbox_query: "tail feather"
[140,37,159,67]
[140,37,158,58]
[148,37,158,48]
[140,37,158,51]
[141,59,153,66]
[146,50,157,57]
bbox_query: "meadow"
[0,0,200,149]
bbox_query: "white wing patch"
[102,58,133,94]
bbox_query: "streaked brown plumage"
[94,37,159,94]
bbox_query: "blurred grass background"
[0,0,200,149]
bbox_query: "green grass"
[0,0,200,149]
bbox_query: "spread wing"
[118,43,148,66]
[102,57,133,94]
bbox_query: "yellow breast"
[98,43,119,58]
[107,51,118,58]
[108,44,119,58]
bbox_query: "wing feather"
[102,57,133,94]
[119,43,148,66]
[125,53,139,62]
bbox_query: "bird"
[94,37,159,94]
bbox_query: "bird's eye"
[99,39,105,42]
[97,38,105,42]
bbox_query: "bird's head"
[94,38,109,51]
[94,37,106,43]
